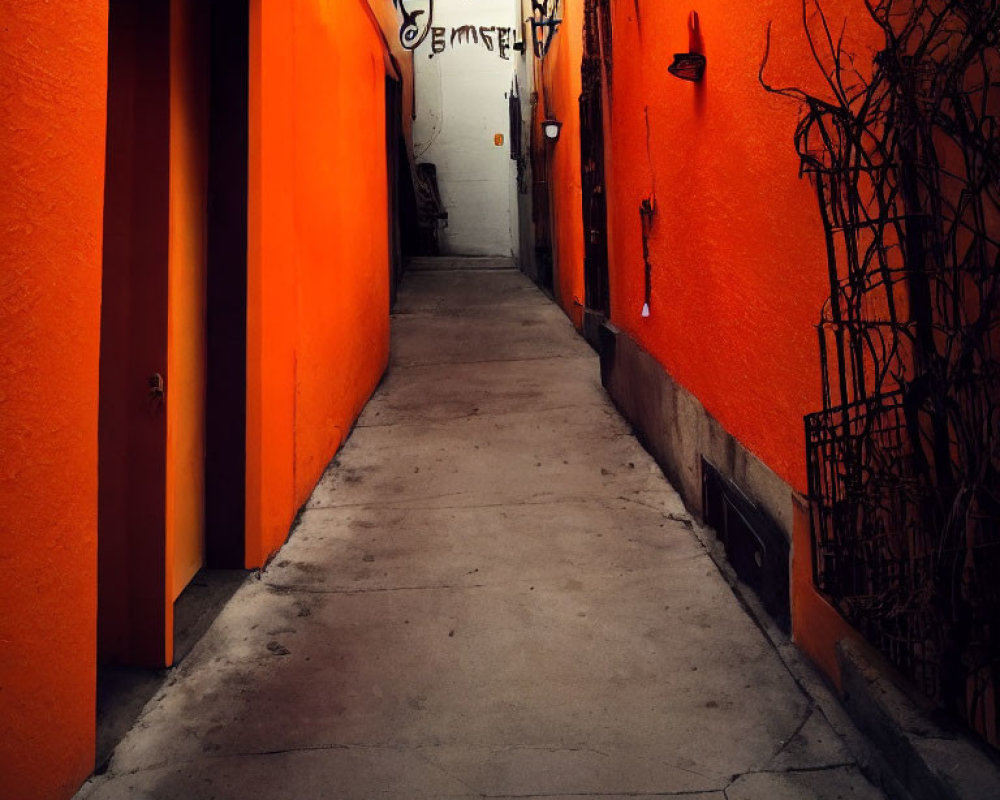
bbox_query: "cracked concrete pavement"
[76,262,887,800]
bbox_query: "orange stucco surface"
[539,2,878,678]
[539,2,586,328]
[791,499,858,687]
[0,2,109,798]
[168,0,211,602]
[547,1,877,494]
[247,0,392,566]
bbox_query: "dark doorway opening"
[580,0,611,348]
[530,92,555,294]
[97,0,250,769]
[205,0,249,568]
[397,137,420,276]
[387,72,422,304]
[386,75,405,308]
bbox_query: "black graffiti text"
[395,0,434,51]
[429,25,521,59]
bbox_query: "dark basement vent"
[701,458,790,633]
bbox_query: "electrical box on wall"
[701,458,790,633]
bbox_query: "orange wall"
[791,498,858,687]
[540,0,880,677]
[555,0,877,494]
[248,0,297,567]
[247,0,392,565]
[0,2,109,798]
[539,2,586,327]
[168,0,211,601]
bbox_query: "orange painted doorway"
[98,0,174,668]
[98,0,249,669]
[168,0,211,604]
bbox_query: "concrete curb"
[836,639,1000,800]
[685,519,892,786]
[692,510,1000,800]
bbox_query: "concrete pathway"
[79,262,886,800]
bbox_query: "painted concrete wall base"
[837,639,1000,800]
[581,309,604,353]
[598,321,798,633]
[598,323,798,544]
[598,323,862,672]
[596,321,1000,798]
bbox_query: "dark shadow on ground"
[95,569,247,771]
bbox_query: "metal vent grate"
[702,459,790,633]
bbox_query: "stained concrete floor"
[77,261,887,800]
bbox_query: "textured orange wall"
[597,0,877,494]
[542,0,880,676]
[247,0,391,565]
[0,2,108,797]
[248,0,297,566]
[540,2,586,327]
[291,1,391,506]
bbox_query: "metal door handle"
[148,372,165,402]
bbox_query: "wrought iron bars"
[763,0,1000,748]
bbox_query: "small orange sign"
[494,133,505,147]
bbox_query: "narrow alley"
[77,262,885,800]
[4,3,999,798]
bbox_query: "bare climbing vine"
[762,0,1000,747]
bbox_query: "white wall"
[412,0,522,256]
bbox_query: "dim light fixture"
[542,118,563,141]
[668,10,707,82]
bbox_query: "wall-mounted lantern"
[668,11,706,82]
[542,118,563,141]
[667,53,706,82]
